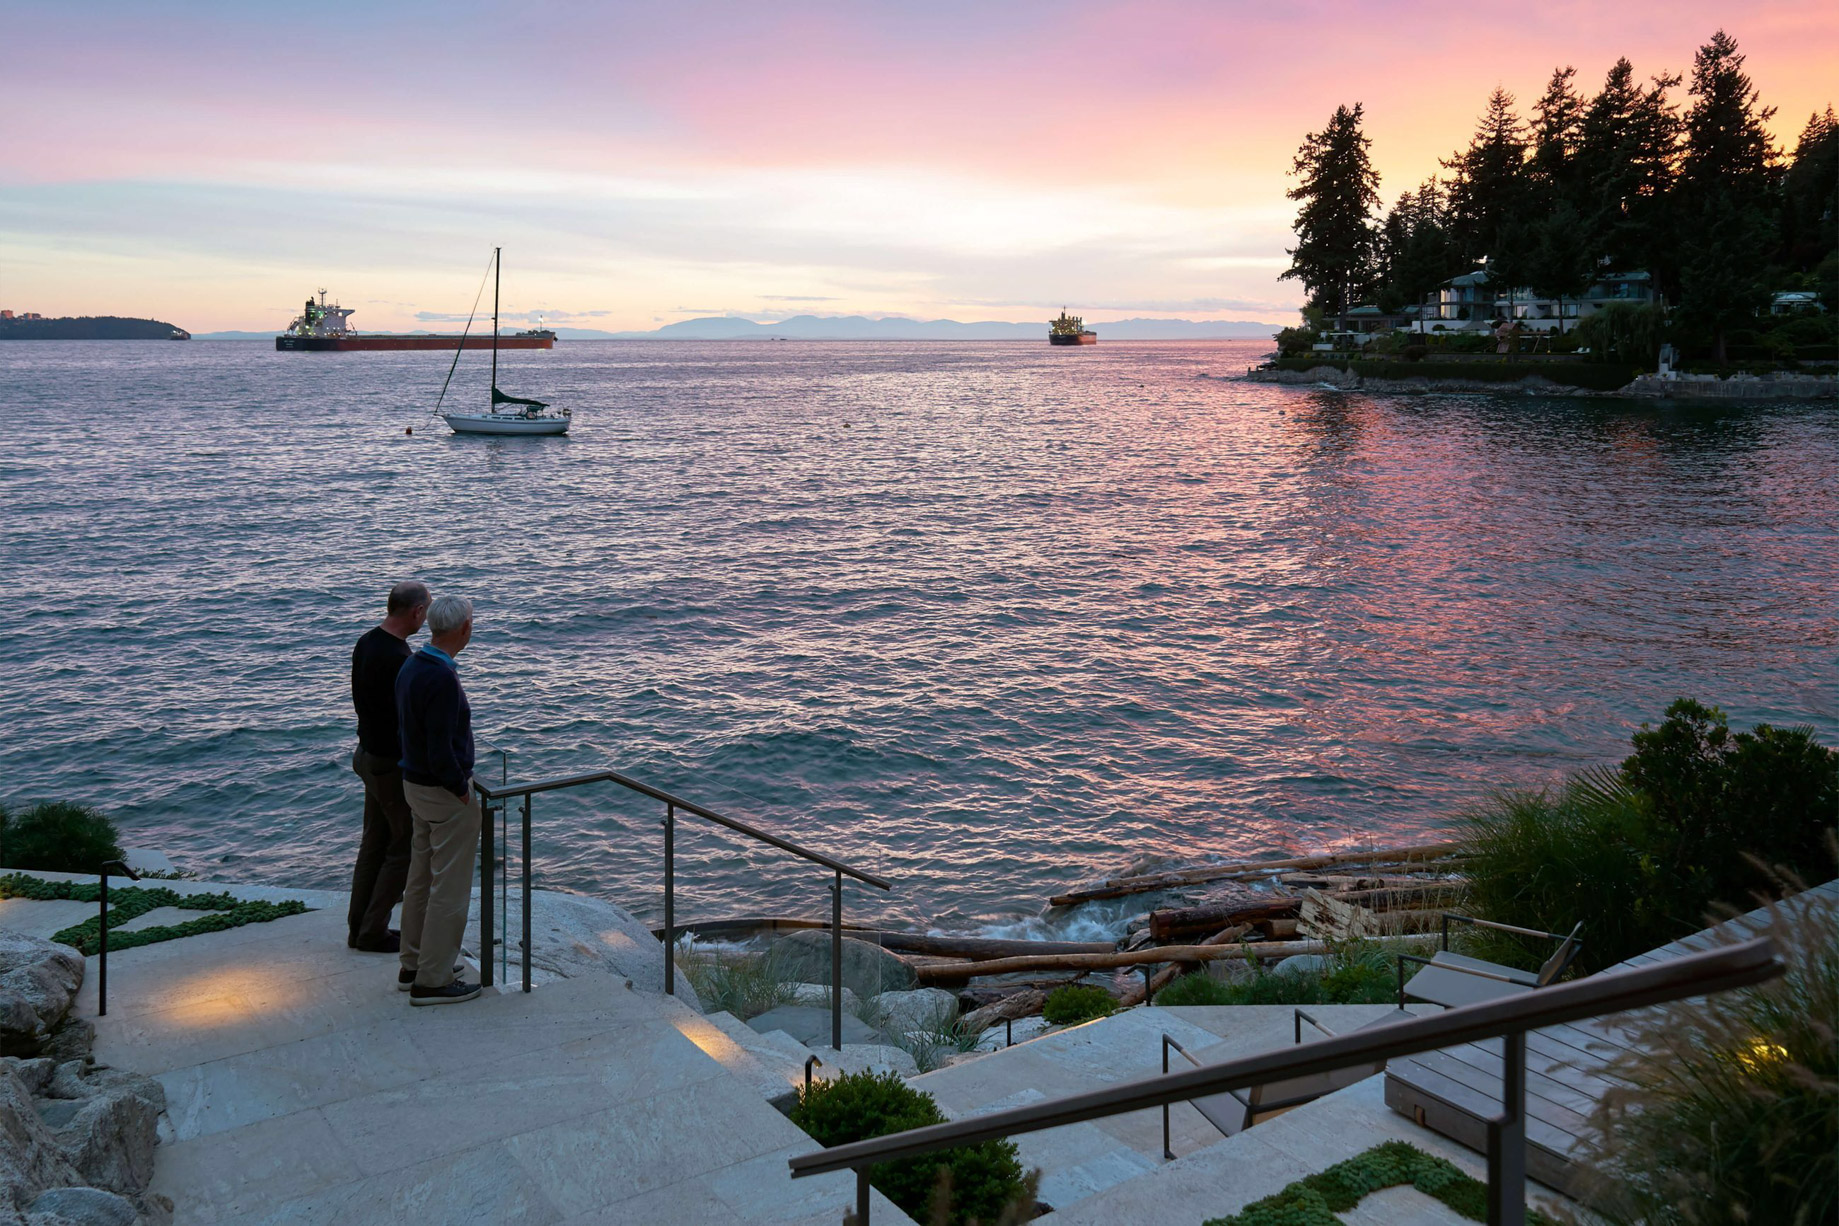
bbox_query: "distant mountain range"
[195,315,1283,341]
[598,315,1283,340]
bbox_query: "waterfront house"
[1770,290,1825,315]
[1416,268,1658,333]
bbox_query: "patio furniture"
[1397,917,1583,1009]
[1161,1007,1408,1156]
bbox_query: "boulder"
[868,988,958,1036]
[0,1061,79,1213]
[510,891,702,1011]
[27,1187,137,1226]
[1272,954,1331,979]
[0,934,84,1058]
[785,983,858,1013]
[767,931,916,999]
[49,1091,159,1200]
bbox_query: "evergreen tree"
[1443,87,1530,267]
[1678,194,1771,364]
[1779,107,1838,279]
[1527,203,1596,332]
[1530,66,1585,204]
[1681,30,1778,208]
[1282,103,1382,327]
[1676,31,1779,360]
[1381,177,1459,313]
[1575,59,1682,288]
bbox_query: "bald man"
[346,580,430,952]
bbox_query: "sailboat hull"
[442,413,569,435]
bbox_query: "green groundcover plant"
[1155,943,1400,1007]
[1040,983,1117,1025]
[0,802,124,874]
[792,1070,1032,1225]
[0,873,309,955]
[1462,699,1837,972]
[1201,1140,1561,1226]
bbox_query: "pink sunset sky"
[2,1,1833,333]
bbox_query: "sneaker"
[398,964,466,992]
[354,931,402,954]
[409,980,482,1007]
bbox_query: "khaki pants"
[400,780,483,989]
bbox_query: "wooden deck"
[1384,879,1839,1199]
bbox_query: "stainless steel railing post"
[831,869,844,1052]
[1487,1031,1528,1225]
[662,804,676,996]
[521,795,533,993]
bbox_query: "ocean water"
[2,339,1835,937]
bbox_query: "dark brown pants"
[348,747,413,946]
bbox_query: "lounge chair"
[1160,1007,1407,1158]
[1396,916,1583,1009]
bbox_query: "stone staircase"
[906,1001,1575,1224]
[73,903,914,1224]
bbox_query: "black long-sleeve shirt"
[351,626,414,758]
[395,647,474,796]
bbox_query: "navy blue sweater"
[395,648,474,796]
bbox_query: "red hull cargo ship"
[274,290,555,351]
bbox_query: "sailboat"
[439,248,571,435]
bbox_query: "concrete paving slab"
[321,1020,732,1179]
[245,1135,567,1226]
[161,1017,438,1142]
[0,897,94,938]
[503,1074,804,1217]
[148,1107,360,1224]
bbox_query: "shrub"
[1572,302,1667,366]
[1274,325,1321,357]
[1622,699,1837,906]
[1580,880,1837,1224]
[1041,984,1117,1025]
[0,802,124,873]
[791,1071,1030,1225]
[1154,944,1403,1007]
[1461,700,1838,971]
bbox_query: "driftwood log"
[655,917,1109,961]
[912,935,1426,985]
[1048,842,1465,907]
[963,989,1049,1033]
[1148,897,1299,943]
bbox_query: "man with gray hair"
[347,580,429,952]
[393,594,483,1005]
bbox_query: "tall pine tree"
[1444,88,1530,268]
[1282,103,1382,328]
[1574,59,1682,288]
[1678,31,1778,361]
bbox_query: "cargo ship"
[275,290,555,351]
[1049,309,1097,345]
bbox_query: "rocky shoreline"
[1245,364,1838,401]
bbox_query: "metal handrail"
[474,770,892,888]
[789,937,1783,1224]
[470,767,891,1051]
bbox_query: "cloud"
[760,294,841,301]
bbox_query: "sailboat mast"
[491,246,500,395]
